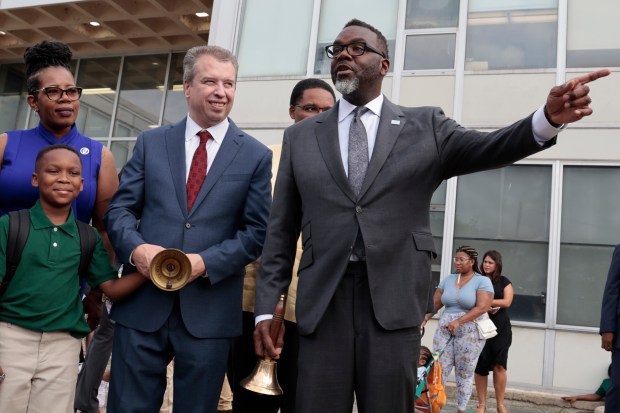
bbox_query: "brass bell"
[150,248,191,291]
[240,294,286,395]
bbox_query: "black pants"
[295,262,421,413]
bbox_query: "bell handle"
[269,294,286,348]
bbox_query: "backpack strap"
[1,210,31,298]
[76,220,96,281]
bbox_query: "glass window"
[237,0,314,76]
[405,0,459,30]
[76,57,121,138]
[404,34,456,70]
[557,166,620,327]
[567,0,620,68]
[162,53,186,126]
[113,55,168,137]
[111,140,137,171]
[465,0,558,70]
[431,180,447,287]
[0,64,30,132]
[454,165,552,323]
[314,0,398,75]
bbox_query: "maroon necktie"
[186,130,211,212]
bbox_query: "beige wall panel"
[462,73,556,126]
[505,327,545,386]
[232,79,304,125]
[529,128,620,162]
[399,76,455,117]
[553,331,609,391]
[240,128,285,146]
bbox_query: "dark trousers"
[607,349,620,412]
[295,262,421,413]
[75,303,115,413]
[231,311,299,413]
[107,299,230,413]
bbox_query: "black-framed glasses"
[31,86,83,101]
[325,42,386,59]
[294,104,332,114]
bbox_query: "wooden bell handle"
[269,294,286,345]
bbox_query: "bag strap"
[76,220,96,281]
[1,210,31,298]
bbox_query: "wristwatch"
[0,372,6,383]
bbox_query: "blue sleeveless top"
[0,123,103,223]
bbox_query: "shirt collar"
[338,94,384,122]
[29,200,78,237]
[185,115,229,145]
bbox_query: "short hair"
[456,245,481,274]
[419,346,432,364]
[183,45,239,84]
[35,144,82,170]
[481,250,504,283]
[343,19,389,60]
[24,40,73,94]
[289,78,336,106]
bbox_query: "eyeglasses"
[325,42,386,59]
[294,105,332,114]
[453,257,471,263]
[31,86,83,101]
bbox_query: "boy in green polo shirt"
[0,144,147,413]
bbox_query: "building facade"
[0,0,618,393]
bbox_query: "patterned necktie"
[348,106,369,196]
[348,107,369,260]
[186,130,211,212]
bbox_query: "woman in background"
[432,245,493,413]
[474,250,514,413]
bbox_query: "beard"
[334,77,359,95]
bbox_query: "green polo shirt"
[0,201,117,338]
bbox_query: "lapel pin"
[391,120,401,125]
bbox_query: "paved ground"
[98,382,601,412]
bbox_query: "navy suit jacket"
[601,245,620,348]
[105,118,272,338]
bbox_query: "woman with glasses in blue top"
[431,245,494,413]
[0,40,118,235]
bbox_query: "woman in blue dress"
[432,245,494,413]
[0,40,118,239]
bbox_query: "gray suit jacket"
[105,118,272,338]
[255,97,554,335]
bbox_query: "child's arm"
[97,271,148,301]
[561,393,602,403]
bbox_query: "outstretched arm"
[98,271,148,301]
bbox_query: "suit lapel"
[188,119,243,216]
[358,97,405,199]
[165,120,189,217]
[315,102,357,202]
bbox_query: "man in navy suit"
[601,246,620,411]
[104,45,272,413]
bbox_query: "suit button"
[185,222,191,229]
[355,206,362,213]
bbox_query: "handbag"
[474,314,498,339]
